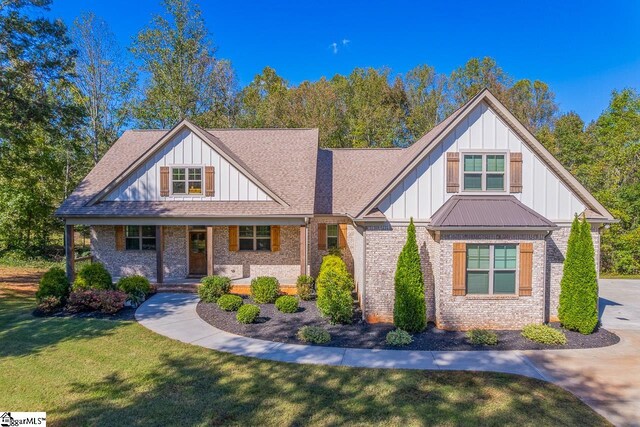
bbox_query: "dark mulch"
[33,306,136,321]
[197,296,620,351]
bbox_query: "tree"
[508,79,558,133]
[448,57,511,107]
[71,12,136,164]
[131,0,237,128]
[393,218,426,332]
[404,65,449,141]
[237,66,291,128]
[558,216,599,334]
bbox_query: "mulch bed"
[32,307,136,321]
[197,296,620,351]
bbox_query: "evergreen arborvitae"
[558,216,599,334]
[393,218,426,332]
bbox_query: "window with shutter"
[318,223,327,250]
[519,243,533,296]
[510,153,523,193]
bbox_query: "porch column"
[206,226,214,276]
[299,224,307,275]
[65,223,75,283]
[156,225,164,284]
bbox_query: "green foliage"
[559,217,599,334]
[250,276,280,304]
[198,276,231,303]
[297,326,331,344]
[385,329,413,346]
[275,295,299,313]
[316,254,354,324]
[36,267,70,302]
[466,329,499,346]
[66,290,127,314]
[316,255,353,292]
[73,263,113,291]
[117,275,151,297]
[295,275,314,301]
[37,296,62,314]
[217,294,243,312]
[393,219,426,333]
[521,324,567,345]
[236,304,260,324]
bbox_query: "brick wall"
[308,218,354,277]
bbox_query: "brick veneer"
[308,218,354,277]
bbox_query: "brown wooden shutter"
[205,166,215,197]
[228,226,239,251]
[160,166,170,197]
[510,152,523,193]
[519,243,533,296]
[446,152,460,193]
[452,242,466,295]
[271,226,280,252]
[318,223,327,250]
[115,226,125,251]
[338,223,347,249]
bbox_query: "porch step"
[155,284,199,293]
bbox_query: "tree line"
[1,0,638,274]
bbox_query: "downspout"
[361,225,367,322]
[543,229,552,323]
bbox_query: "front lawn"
[0,268,609,426]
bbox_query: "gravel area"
[197,296,620,351]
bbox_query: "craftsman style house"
[57,89,614,330]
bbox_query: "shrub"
[316,255,352,291]
[198,276,231,303]
[73,263,113,291]
[316,270,353,324]
[36,267,70,303]
[217,294,243,311]
[117,275,151,296]
[297,326,331,344]
[466,329,499,346]
[392,218,426,333]
[521,324,567,345]
[66,290,127,314]
[37,296,62,314]
[558,216,599,334]
[250,276,280,303]
[296,275,314,300]
[275,295,299,313]
[236,304,260,324]
[386,329,413,346]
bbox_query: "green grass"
[0,255,64,269]
[600,273,640,279]
[0,288,609,426]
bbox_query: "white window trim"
[459,150,509,194]
[466,243,519,295]
[238,225,271,251]
[125,225,156,251]
[326,224,339,249]
[170,165,205,196]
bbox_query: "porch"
[154,276,298,294]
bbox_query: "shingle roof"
[429,195,557,229]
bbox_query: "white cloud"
[342,39,350,46]
[330,42,338,54]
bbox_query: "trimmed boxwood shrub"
[36,267,70,303]
[275,295,299,313]
[250,276,280,303]
[521,324,567,345]
[117,275,151,306]
[198,276,231,303]
[316,270,353,324]
[466,329,498,346]
[296,275,314,301]
[559,216,599,334]
[393,218,426,333]
[73,262,113,291]
[386,329,413,346]
[297,326,331,344]
[236,304,260,324]
[217,294,243,311]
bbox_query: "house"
[56,89,615,330]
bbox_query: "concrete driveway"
[524,279,640,426]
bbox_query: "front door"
[189,231,207,276]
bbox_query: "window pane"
[188,181,202,194]
[125,238,140,250]
[327,224,338,237]
[486,174,504,190]
[239,239,253,251]
[464,155,482,172]
[188,168,201,180]
[467,245,490,269]
[494,271,516,294]
[142,238,156,251]
[464,174,482,190]
[486,155,505,172]
[141,226,155,237]
[125,226,139,237]
[256,238,271,251]
[173,182,186,194]
[172,168,185,180]
[239,226,254,237]
[256,226,271,237]
[467,272,489,294]
[327,236,338,249]
[494,245,517,269]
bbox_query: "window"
[466,244,516,294]
[238,225,271,251]
[125,225,156,251]
[327,224,339,249]
[172,167,202,195]
[463,154,505,191]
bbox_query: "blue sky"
[45,0,639,123]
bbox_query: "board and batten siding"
[378,102,585,222]
[105,129,272,202]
